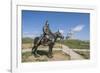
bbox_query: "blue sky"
[22,10,90,40]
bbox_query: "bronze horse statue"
[31,30,64,58]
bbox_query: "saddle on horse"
[37,33,54,46]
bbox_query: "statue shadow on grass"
[37,50,48,56]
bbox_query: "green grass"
[22,37,90,49]
[22,51,70,62]
[22,52,32,62]
[75,51,90,59]
[22,37,33,43]
[57,39,90,49]
[22,52,31,58]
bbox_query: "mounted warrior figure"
[38,20,54,45]
[32,20,64,58]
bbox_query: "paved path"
[61,45,84,60]
[73,49,89,52]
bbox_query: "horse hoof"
[48,55,53,58]
[34,54,40,57]
[31,52,34,55]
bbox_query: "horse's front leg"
[48,43,54,58]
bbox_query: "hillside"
[22,37,33,43]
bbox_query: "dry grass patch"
[22,50,70,62]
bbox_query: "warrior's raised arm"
[45,20,48,25]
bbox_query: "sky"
[22,10,90,40]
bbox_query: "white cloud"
[23,32,40,38]
[59,29,64,34]
[72,25,85,32]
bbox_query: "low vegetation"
[22,51,70,62]
[22,37,90,49]
[22,37,90,60]
[75,51,90,59]
[22,37,33,43]
[57,39,90,49]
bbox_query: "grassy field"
[57,39,90,49]
[22,50,70,62]
[22,37,62,49]
[22,37,33,43]
[22,43,62,49]
[74,51,90,59]
[22,37,90,49]
[22,37,90,61]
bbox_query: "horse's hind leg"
[32,46,40,57]
[31,46,35,54]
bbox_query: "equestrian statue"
[31,20,64,58]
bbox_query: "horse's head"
[55,30,64,40]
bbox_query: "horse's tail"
[33,37,39,45]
